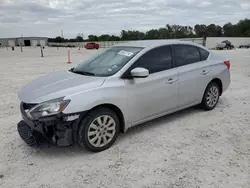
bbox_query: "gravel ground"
[0,47,250,188]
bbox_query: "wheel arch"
[86,103,126,133]
[209,78,223,96]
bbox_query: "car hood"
[18,71,106,103]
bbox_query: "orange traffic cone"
[67,50,71,64]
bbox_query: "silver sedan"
[18,40,230,152]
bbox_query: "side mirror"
[131,67,149,78]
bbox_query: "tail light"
[224,60,230,69]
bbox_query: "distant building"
[0,37,48,47]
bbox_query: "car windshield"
[72,46,143,77]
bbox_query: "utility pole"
[61,30,64,38]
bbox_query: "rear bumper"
[222,69,231,93]
[18,102,84,147]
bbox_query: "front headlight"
[27,98,70,120]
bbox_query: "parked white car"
[18,40,230,152]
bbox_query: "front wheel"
[78,108,119,152]
[201,82,220,110]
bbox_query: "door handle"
[201,70,209,75]
[166,78,177,84]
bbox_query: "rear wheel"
[201,82,220,110]
[78,108,119,152]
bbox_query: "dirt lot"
[0,47,250,188]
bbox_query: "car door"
[173,44,212,107]
[123,45,179,124]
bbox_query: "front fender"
[63,87,129,123]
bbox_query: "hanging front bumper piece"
[18,102,84,147]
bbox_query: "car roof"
[114,39,205,49]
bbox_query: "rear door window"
[173,45,200,67]
[199,48,210,61]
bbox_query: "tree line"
[48,18,250,42]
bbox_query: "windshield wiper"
[69,68,95,76]
[76,71,95,76]
[69,67,75,72]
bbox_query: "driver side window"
[130,46,173,74]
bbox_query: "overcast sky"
[0,0,250,38]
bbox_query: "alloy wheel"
[87,115,116,148]
[206,86,219,108]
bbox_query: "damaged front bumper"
[18,102,84,147]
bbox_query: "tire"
[201,82,220,110]
[77,108,120,152]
